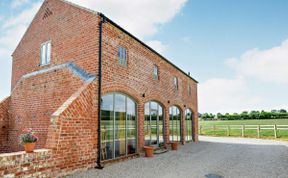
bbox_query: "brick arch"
[143,98,167,109]
[168,104,184,115]
[102,85,142,104]
[185,108,194,115]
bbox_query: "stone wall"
[0,149,54,177]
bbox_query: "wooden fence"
[199,125,288,138]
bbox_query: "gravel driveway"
[69,136,288,178]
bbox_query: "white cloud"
[200,39,288,114]
[0,2,42,100]
[181,36,192,44]
[226,40,288,84]
[3,2,42,29]
[145,40,167,54]
[199,78,263,113]
[68,0,187,38]
[11,0,30,8]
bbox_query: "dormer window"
[40,41,51,66]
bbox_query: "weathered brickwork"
[46,81,98,176]
[8,66,87,152]
[0,81,97,178]
[0,149,54,177]
[0,97,10,153]
[11,0,99,89]
[0,0,198,176]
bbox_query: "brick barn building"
[0,0,198,173]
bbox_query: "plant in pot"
[19,128,38,153]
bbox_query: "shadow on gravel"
[205,174,224,178]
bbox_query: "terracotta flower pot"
[171,142,178,150]
[24,143,36,153]
[143,146,154,157]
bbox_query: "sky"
[0,0,288,114]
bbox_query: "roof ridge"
[59,0,100,15]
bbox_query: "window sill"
[39,63,51,68]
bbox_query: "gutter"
[95,15,105,169]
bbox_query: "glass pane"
[176,108,181,141]
[169,107,173,141]
[115,94,126,158]
[169,106,181,142]
[127,98,136,154]
[41,44,46,65]
[101,94,114,160]
[150,110,157,145]
[174,112,178,141]
[185,109,192,141]
[158,105,164,144]
[144,103,150,146]
[46,42,51,64]
[123,48,126,65]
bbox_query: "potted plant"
[19,128,38,153]
[143,146,154,157]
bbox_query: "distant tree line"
[200,109,288,121]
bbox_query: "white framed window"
[174,77,178,90]
[153,65,158,80]
[118,46,127,66]
[40,41,51,66]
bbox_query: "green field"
[199,119,288,141]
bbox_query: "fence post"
[257,125,260,138]
[242,125,245,137]
[213,125,216,136]
[199,125,202,135]
[227,125,230,136]
[274,125,277,138]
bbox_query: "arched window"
[169,106,181,142]
[101,93,137,160]
[144,101,164,146]
[185,109,193,142]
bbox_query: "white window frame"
[118,46,127,66]
[188,85,191,96]
[174,77,178,90]
[40,41,51,66]
[153,65,158,80]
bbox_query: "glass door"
[144,101,164,147]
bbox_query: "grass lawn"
[199,119,288,141]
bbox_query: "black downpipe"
[96,15,105,169]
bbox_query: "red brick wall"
[8,67,85,152]
[46,81,97,175]
[0,81,97,178]
[11,0,99,89]
[0,97,10,153]
[101,22,198,147]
